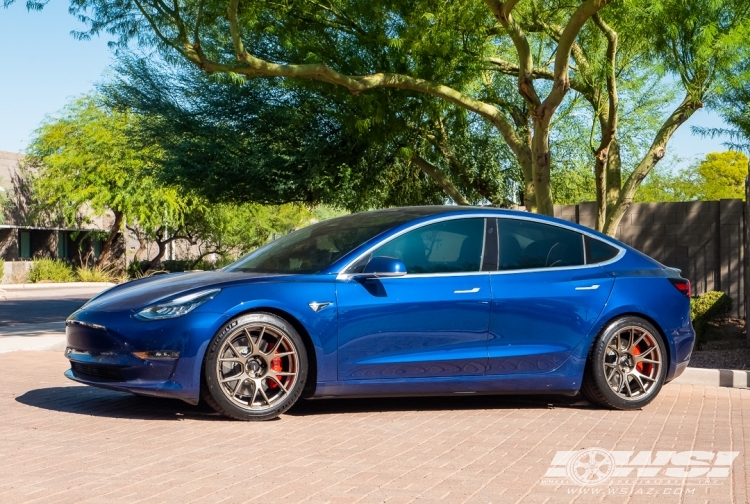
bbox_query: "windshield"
[224,210,421,274]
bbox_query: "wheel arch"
[585,311,672,376]
[200,306,319,399]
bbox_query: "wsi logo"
[542,449,740,486]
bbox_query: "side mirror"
[359,256,407,278]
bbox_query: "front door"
[336,218,491,380]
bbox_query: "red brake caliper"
[268,352,282,389]
[632,345,644,373]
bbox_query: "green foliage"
[27,258,76,283]
[0,258,5,278]
[551,166,597,206]
[691,290,733,347]
[697,151,748,200]
[636,151,747,203]
[76,266,113,283]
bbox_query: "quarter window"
[369,218,485,274]
[585,236,619,264]
[497,219,584,270]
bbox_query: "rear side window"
[497,218,584,270]
[585,236,620,264]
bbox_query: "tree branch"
[412,156,470,205]
[603,94,703,235]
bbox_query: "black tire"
[202,312,308,421]
[581,316,667,410]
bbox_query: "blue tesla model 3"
[65,206,694,420]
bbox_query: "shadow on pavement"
[0,298,90,326]
[16,385,595,421]
[15,386,225,421]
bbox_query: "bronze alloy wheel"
[581,316,667,410]
[202,313,307,421]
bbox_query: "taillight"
[669,278,690,298]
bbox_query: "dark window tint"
[226,211,420,274]
[497,219,584,270]
[585,236,620,264]
[369,218,485,274]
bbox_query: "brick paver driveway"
[0,350,748,504]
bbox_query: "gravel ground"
[689,318,750,370]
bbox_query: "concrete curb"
[0,282,115,291]
[671,367,749,389]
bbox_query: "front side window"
[225,211,423,274]
[497,218,584,270]
[368,218,485,274]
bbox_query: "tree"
[15,0,618,216]
[103,55,518,208]
[26,96,188,269]
[634,151,747,203]
[695,151,747,200]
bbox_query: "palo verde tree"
[493,0,750,233]
[14,0,616,216]
[103,54,518,208]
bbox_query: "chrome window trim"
[335,212,625,280]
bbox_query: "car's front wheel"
[202,313,308,421]
[581,316,667,410]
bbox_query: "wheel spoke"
[218,357,243,364]
[232,378,245,397]
[230,342,246,359]
[267,375,288,393]
[264,334,284,356]
[635,371,657,383]
[220,372,244,383]
[627,329,634,350]
[258,385,271,406]
[639,345,657,358]
[632,372,646,393]
[636,357,659,365]
[623,376,633,397]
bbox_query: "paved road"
[0,350,747,503]
[0,297,89,326]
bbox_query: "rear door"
[487,218,617,375]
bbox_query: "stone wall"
[554,199,745,318]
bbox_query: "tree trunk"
[147,240,169,271]
[96,210,123,269]
[745,168,749,339]
[603,96,701,236]
[531,120,554,215]
[605,138,621,218]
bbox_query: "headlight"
[134,288,221,321]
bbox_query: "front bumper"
[64,309,228,404]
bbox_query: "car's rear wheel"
[202,313,308,421]
[581,316,667,410]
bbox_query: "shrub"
[27,258,75,283]
[691,291,732,321]
[77,266,113,283]
[691,291,733,347]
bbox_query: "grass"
[27,258,76,283]
[77,266,114,283]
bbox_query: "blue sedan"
[65,206,695,420]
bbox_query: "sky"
[0,2,733,170]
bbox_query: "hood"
[79,271,282,313]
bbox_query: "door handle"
[454,287,480,294]
[575,284,600,291]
